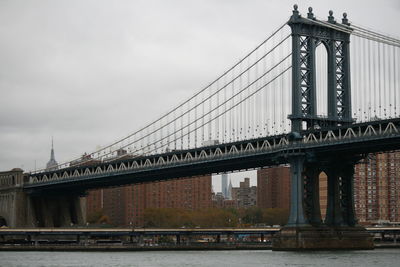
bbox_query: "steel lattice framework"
[288,6,353,132]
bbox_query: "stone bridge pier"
[30,194,84,227]
[0,169,84,227]
[272,154,374,250]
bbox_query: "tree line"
[87,207,289,228]
[143,207,288,228]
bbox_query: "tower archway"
[315,43,328,117]
[0,216,7,227]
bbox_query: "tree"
[262,208,289,225]
[87,210,104,224]
[240,207,263,225]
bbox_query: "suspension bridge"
[1,5,400,249]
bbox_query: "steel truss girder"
[26,118,400,193]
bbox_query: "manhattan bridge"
[1,5,400,249]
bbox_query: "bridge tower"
[273,5,373,250]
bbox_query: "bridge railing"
[27,118,400,186]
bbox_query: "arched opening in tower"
[319,171,328,222]
[0,216,7,227]
[315,43,328,117]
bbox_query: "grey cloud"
[0,0,399,172]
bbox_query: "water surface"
[0,249,398,267]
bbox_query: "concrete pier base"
[272,226,374,250]
[32,195,84,227]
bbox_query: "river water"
[0,249,399,267]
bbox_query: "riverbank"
[0,243,399,251]
[0,243,271,251]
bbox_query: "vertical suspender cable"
[209,85,212,141]
[393,46,397,117]
[272,41,276,134]
[367,38,372,121]
[262,43,266,136]
[181,105,184,149]
[362,37,366,121]
[280,31,284,133]
[378,42,382,118]
[249,56,253,138]
[372,41,377,119]
[187,100,190,148]
[239,62,243,140]
[202,91,205,144]
[194,97,197,147]
[173,111,177,150]
[230,69,234,142]
[357,36,362,121]
[216,80,219,141]
[389,44,394,118]
[383,43,387,118]
[223,74,227,143]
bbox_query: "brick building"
[257,151,400,225]
[231,178,257,208]
[257,166,290,210]
[257,166,327,219]
[86,175,212,226]
[212,192,237,208]
[354,151,400,224]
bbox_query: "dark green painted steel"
[288,5,353,132]
[286,5,355,228]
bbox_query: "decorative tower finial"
[342,12,350,25]
[307,7,315,19]
[292,4,300,19]
[328,10,335,23]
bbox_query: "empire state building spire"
[46,137,58,170]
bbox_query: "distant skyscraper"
[46,138,58,170]
[227,179,233,200]
[221,173,228,198]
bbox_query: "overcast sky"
[1,0,399,190]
